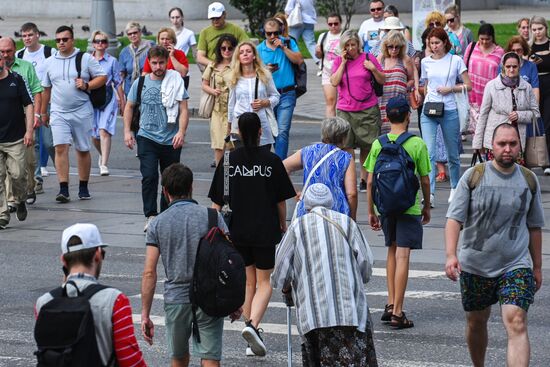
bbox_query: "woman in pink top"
[463,23,504,133]
[330,30,385,192]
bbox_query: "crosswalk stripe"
[367,290,459,300]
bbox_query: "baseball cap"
[304,183,333,211]
[386,96,410,114]
[208,2,225,19]
[61,223,108,255]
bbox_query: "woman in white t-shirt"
[168,7,198,62]
[420,28,471,205]
[315,13,342,117]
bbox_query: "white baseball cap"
[61,223,108,255]
[208,2,225,19]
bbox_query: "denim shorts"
[164,303,224,360]
[460,268,535,312]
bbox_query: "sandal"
[390,312,414,329]
[381,304,393,322]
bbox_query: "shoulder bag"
[290,147,341,222]
[221,150,232,226]
[287,1,303,28]
[130,76,145,133]
[423,55,452,118]
[198,64,216,119]
[524,116,550,168]
[366,53,383,97]
[255,76,279,137]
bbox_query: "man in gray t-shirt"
[445,124,544,367]
[140,163,238,366]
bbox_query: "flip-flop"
[390,312,414,329]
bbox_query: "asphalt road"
[1,118,549,366]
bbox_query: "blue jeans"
[136,136,181,217]
[274,90,297,159]
[289,23,318,63]
[420,109,461,194]
[35,126,55,182]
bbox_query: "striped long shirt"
[271,207,373,336]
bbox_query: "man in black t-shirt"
[0,52,34,229]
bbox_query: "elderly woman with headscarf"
[473,52,540,160]
[283,116,357,220]
[119,21,154,95]
[272,183,377,367]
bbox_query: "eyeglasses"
[388,45,401,50]
[504,64,519,69]
[446,18,455,23]
[126,31,139,36]
[221,46,234,52]
[93,39,108,44]
[265,31,280,37]
[429,22,442,27]
[55,37,71,43]
[328,22,340,27]
[370,7,383,12]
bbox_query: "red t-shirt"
[142,49,189,73]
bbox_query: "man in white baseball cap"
[34,223,147,366]
[196,2,249,69]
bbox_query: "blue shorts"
[460,268,535,312]
[380,214,423,249]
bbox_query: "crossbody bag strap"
[300,147,341,199]
[344,53,372,103]
[254,75,259,100]
[312,210,349,240]
[223,149,230,205]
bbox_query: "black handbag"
[423,102,445,117]
[221,150,232,226]
[131,76,145,133]
[366,53,383,97]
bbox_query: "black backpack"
[17,45,52,59]
[190,208,245,342]
[34,281,113,367]
[76,52,108,109]
[284,38,307,98]
[372,133,420,216]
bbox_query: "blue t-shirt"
[119,43,152,96]
[127,75,189,145]
[257,37,299,89]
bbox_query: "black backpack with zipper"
[34,281,112,367]
[75,52,108,109]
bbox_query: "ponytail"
[238,112,261,148]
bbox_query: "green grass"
[16,22,548,62]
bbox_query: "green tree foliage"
[317,0,366,30]
[228,0,286,36]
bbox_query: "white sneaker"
[246,347,256,356]
[40,167,49,177]
[100,165,110,176]
[545,168,550,176]
[422,194,435,208]
[242,322,266,357]
[98,154,102,168]
[448,188,456,204]
[144,216,156,232]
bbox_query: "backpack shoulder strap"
[468,163,486,190]
[17,48,25,59]
[206,208,218,230]
[465,42,475,69]
[75,51,83,78]
[395,132,415,146]
[136,75,145,105]
[378,134,390,146]
[49,286,65,298]
[44,45,52,58]
[81,283,110,300]
[519,166,537,194]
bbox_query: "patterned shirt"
[464,42,504,107]
[272,207,373,336]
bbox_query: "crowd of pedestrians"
[0,0,546,366]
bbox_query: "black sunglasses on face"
[370,7,383,12]
[221,46,234,52]
[93,39,108,44]
[328,22,340,27]
[265,31,280,37]
[55,37,71,43]
[446,18,455,23]
[127,31,139,36]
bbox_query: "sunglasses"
[370,7,383,12]
[388,45,401,49]
[265,31,280,36]
[446,18,455,23]
[429,22,442,27]
[55,37,71,43]
[221,46,234,52]
[328,22,340,27]
[93,39,108,44]
[126,31,139,36]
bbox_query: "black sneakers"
[359,179,367,193]
[241,321,266,357]
[78,186,92,200]
[56,189,70,203]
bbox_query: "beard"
[494,154,516,168]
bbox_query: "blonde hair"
[381,30,406,59]
[529,16,549,45]
[157,27,177,45]
[340,30,363,51]
[273,12,289,37]
[125,21,141,33]
[230,41,271,86]
[91,30,109,42]
[424,11,445,29]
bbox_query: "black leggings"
[540,74,550,156]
